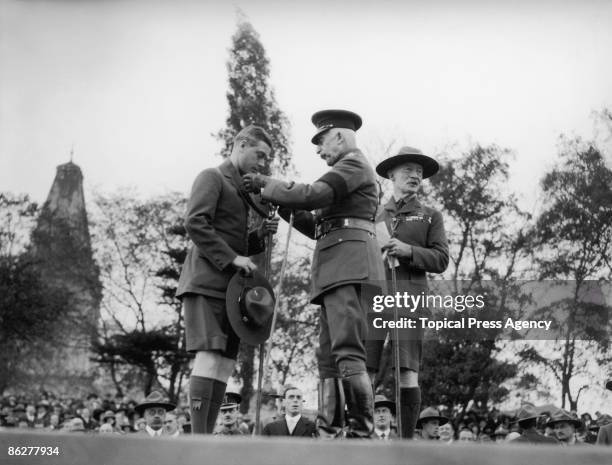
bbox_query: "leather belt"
[314,217,375,240]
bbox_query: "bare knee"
[192,351,234,381]
[399,369,418,388]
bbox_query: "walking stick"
[389,258,402,438]
[254,209,294,435]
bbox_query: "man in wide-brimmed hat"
[596,380,612,445]
[373,395,397,440]
[242,109,386,438]
[176,125,279,434]
[368,146,449,439]
[546,410,586,446]
[510,404,559,444]
[417,407,449,440]
[135,391,176,438]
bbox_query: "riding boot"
[341,372,374,438]
[317,378,345,437]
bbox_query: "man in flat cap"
[176,125,279,434]
[596,380,612,445]
[243,109,385,437]
[214,392,244,436]
[368,147,449,439]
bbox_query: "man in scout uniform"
[176,125,279,434]
[546,410,587,446]
[135,391,176,438]
[596,380,612,445]
[242,109,385,437]
[215,392,244,436]
[369,147,449,439]
[417,407,449,441]
[510,405,559,445]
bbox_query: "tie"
[381,433,386,439]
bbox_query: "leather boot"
[341,372,374,438]
[317,378,345,437]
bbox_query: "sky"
[1,0,611,410]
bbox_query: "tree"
[91,191,191,402]
[0,193,74,394]
[518,137,612,410]
[215,14,292,412]
[413,145,530,415]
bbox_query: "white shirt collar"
[285,414,301,434]
[375,427,391,439]
[145,425,163,437]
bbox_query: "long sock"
[189,376,215,434]
[400,387,421,439]
[206,379,227,434]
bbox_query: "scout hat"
[513,404,540,424]
[374,395,396,415]
[134,391,176,415]
[226,270,275,346]
[545,409,581,429]
[416,407,449,427]
[375,146,439,180]
[220,392,242,411]
[311,109,362,144]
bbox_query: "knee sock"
[400,387,421,439]
[206,379,227,434]
[189,376,215,434]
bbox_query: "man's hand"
[242,174,268,193]
[258,217,280,239]
[231,256,258,274]
[382,238,413,259]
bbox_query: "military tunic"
[366,195,449,372]
[261,149,385,378]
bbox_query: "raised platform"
[1,431,610,465]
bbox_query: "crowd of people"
[2,385,611,445]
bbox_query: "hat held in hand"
[226,270,275,346]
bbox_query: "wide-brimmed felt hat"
[514,404,541,424]
[417,407,448,427]
[226,270,275,346]
[220,392,242,411]
[100,410,116,422]
[376,146,439,180]
[134,391,176,415]
[310,109,362,144]
[545,409,582,429]
[374,395,396,415]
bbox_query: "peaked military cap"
[311,109,362,144]
[220,392,242,410]
[376,146,440,179]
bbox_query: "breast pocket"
[313,231,369,289]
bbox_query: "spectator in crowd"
[76,405,97,431]
[135,391,176,438]
[214,392,244,436]
[510,405,559,445]
[438,422,455,444]
[262,386,316,437]
[492,425,508,443]
[163,412,180,437]
[417,407,448,441]
[596,380,612,446]
[100,410,117,432]
[372,395,397,441]
[458,427,475,442]
[546,410,586,446]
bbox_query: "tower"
[29,160,102,393]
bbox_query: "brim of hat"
[374,400,396,414]
[376,154,439,179]
[311,127,330,144]
[515,415,540,424]
[417,415,449,427]
[545,419,582,428]
[134,402,176,415]
[226,270,275,346]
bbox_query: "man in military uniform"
[243,109,385,437]
[215,392,244,436]
[368,147,449,439]
[176,125,279,434]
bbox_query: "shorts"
[183,293,240,360]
